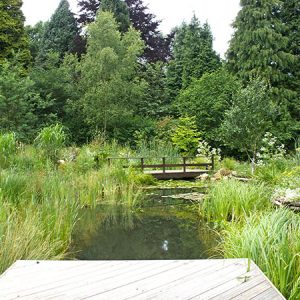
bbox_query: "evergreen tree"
[0,61,41,141]
[26,22,47,62]
[39,0,79,59]
[0,0,30,66]
[30,52,78,123]
[166,16,221,102]
[136,62,170,118]
[226,0,298,140]
[281,0,300,124]
[101,0,130,33]
[78,11,146,138]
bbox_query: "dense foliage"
[0,0,31,67]
[0,0,299,156]
[77,0,171,62]
[226,0,299,141]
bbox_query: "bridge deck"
[145,169,208,179]
[0,259,285,299]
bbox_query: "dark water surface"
[70,188,219,260]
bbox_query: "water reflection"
[70,191,219,260]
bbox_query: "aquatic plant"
[35,124,67,162]
[201,179,271,223]
[222,209,300,300]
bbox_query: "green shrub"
[222,209,300,300]
[254,159,292,185]
[73,146,96,173]
[171,116,201,155]
[201,179,271,223]
[221,157,237,171]
[129,170,157,186]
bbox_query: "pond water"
[70,188,219,260]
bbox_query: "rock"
[198,173,210,181]
[272,188,300,211]
[219,168,233,177]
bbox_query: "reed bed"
[0,137,144,274]
[201,179,271,223]
[222,209,300,300]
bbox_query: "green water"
[71,188,219,260]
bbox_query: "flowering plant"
[256,132,285,165]
[196,140,221,161]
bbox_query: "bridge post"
[183,157,187,173]
[211,155,215,170]
[162,157,166,174]
[141,158,144,171]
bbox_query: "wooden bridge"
[0,259,285,299]
[108,156,214,180]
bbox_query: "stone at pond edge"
[272,188,300,211]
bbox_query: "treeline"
[0,0,299,158]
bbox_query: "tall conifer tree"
[281,0,300,123]
[166,16,221,102]
[101,0,130,33]
[0,0,30,65]
[226,0,299,139]
[39,0,79,58]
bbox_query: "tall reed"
[201,179,271,223]
[222,209,300,300]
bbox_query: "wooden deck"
[0,259,285,299]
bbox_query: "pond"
[70,188,220,260]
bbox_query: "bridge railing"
[107,156,215,172]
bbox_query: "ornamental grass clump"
[0,132,17,168]
[222,209,300,300]
[35,124,67,162]
[201,179,271,223]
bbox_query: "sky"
[22,0,241,57]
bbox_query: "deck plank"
[0,259,285,300]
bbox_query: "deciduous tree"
[79,11,146,137]
[220,79,274,171]
[176,68,241,143]
[77,0,171,62]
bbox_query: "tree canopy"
[78,11,146,138]
[77,0,171,62]
[0,0,31,66]
[38,0,79,59]
[166,16,221,102]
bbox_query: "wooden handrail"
[107,156,215,171]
